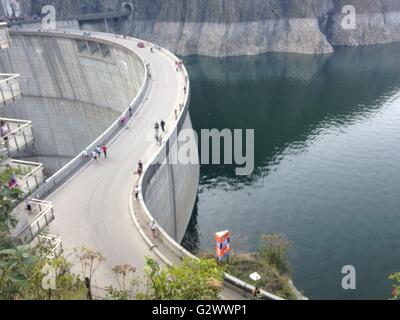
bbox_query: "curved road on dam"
[46,32,179,290]
[42,31,243,299]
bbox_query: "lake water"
[183,43,400,300]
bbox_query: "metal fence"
[0,74,22,105]
[0,22,10,49]
[15,199,55,243]
[37,234,63,258]
[0,117,34,157]
[9,159,44,195]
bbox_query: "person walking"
[101,144,107,159]
[128,106,133,117]
[92,150,98,161]
[8,170,18,190]
[25,198,32,213]
[82,148,89,159]
[154,122,160,144]
[120,114,127,126]
[160,120,166,133]
[0,121,9,143]
[150,220,157,239]
[134,185,140,200]
[96,145,102,159]
[137,160,143,176]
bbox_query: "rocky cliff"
[10,0,400,56]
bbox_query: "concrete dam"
[0,29,200,278]
[0,27,284,300]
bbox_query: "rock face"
[12,0,400,56]
[324,0,400,47]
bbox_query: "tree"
[389,273,400,300]
[0,243,89,300]
[138,257,224,300]
[258,234,291,276]
[0,168,88,300]
[106,265,138,300]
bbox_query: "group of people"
[175,60,183,72]
[154,120,166,145]
[83,144,108,161]
[120,105,135,126]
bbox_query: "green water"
[183,43,400,300]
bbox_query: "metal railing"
[9,159,44,195]
[0,142,7,159]
[37,234,63,258]
[0,22,11,49]
[15,199,55,243]
[0,117,34,157]
[0,73,22,105]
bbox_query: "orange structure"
[216,230,231,262]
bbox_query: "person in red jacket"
[101,144,108,159]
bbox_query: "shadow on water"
[181,196,200,253]
[184,43,400,188]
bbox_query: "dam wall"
[142,112,200,243]
[0,31,145,173]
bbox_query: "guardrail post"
[22,130,28,146]
[29,227,33,241]
[34,174,39,189]
[14,125,20,152]
[9,80,15,101]
[0,87,5,105]
[18,81,23,97]
[25,179,31,194]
